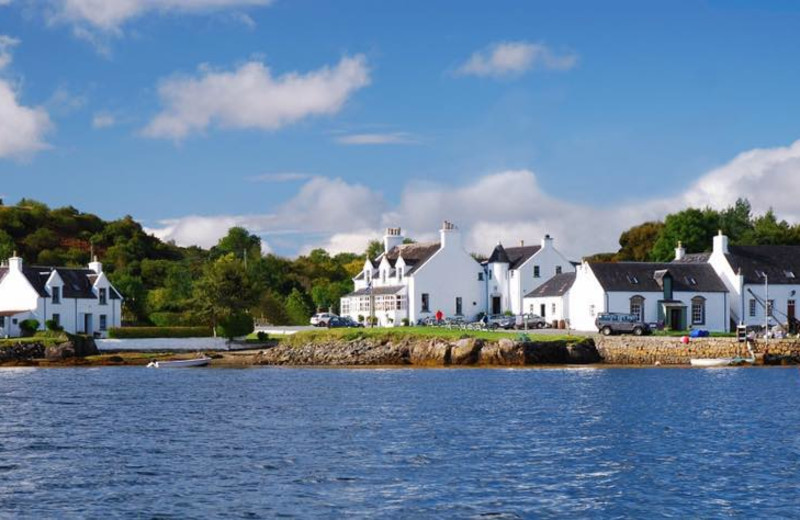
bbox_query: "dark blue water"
[1,367,799,518]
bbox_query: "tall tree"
[191,254,262,332]
[650,208,720,261]
[617,221,665,261]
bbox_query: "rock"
[479,341,525,365]
[451,338,482,365]
[45,342,76,361]
[408,340,450,366]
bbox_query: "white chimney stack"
[8,252,22,272]
[541,234,553,249]
[712,230,729,255]
[89,256,103,274]
[383,227,404,254]
[440,220,461,249]
[675,241,686,261]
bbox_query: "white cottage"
[567,261,730,332]
[0,255,123,338]
[676,232,800,330]
[340,222,486,326]
[523,271,576,326]
[484,235,574,316]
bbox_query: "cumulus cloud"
[145,139,800,258]
[457,41,578,78]
[142,54,370,139]
[335,132,418,145]
[0,37,53,160]
[46,0,272,31]
[92,112,115,128]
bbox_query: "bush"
[256,331,268,341]
[108,326,213,339]
[45,319,64,332]
[19,319,40,337]
[401,318,410,327]
[215,313,254,339]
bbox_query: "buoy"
[681,336,690,344]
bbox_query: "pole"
[765,273,769,341]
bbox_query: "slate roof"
[383,241,441,275]
[525,272,576,298]
[589,262,727,293]
[504,245,542,269]
[0,266,122,300]
[674,252,711,264]
[723,245,800,285]
[487,244,511,264]
[345,285,405,297]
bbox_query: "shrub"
[108,326,213,339]
[45,319,64,332]
[19,319,40,337]
[401,318,410,327]
[256,331,268,341]
[215,313,254,339]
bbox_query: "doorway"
[670,308,683,330]
[492,296,501,315]
[84,314,93,335]
[788,300,796,321]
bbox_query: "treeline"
[0,199,364,327]
[587,199,800,262]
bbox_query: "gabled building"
[523,271,576,325]
[567,261,729,332]
[676,232,800,329]
[0,255,123,338]
[340,222,485,326]
[484,235,574,315]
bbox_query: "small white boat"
[147,357,211,368]
[690,340,755,367]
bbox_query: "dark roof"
[724,245,800,285]
[383,241,441,275]
[525,272,576,298]
[0,266,122,300]
[674,252,711,264]
[345,285,405,297]
[487,244,511,264]
[589,262,727,293]
[504,245,542,269]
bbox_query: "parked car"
[514,313,547,329]
[326,316,364,328]
[595,312,650,336]
[486,314,516,330]
[310,312,338,327]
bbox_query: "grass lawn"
[0,331,69,348]
[282,326,583,344]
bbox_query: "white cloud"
[0,37,53,160]
[457,41,578,78]
[47,0,272,31]
[143,54,370,139]
[92,112,115,128]
[0,1,11,6]
[249,172,314,182]
[145,139,800,258]
[335,132,418,145]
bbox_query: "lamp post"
[764,273,769,341]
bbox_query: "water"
[1,367,799,519]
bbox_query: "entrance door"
[788,300,796,321]
[492,297,501,315]
[540,304,546,318]
[670,308,682,330]
[84,314,93,335]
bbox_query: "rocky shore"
[0,335,99,366]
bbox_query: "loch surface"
[1,366,799,518]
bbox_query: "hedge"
[108,326,213,339]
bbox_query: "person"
[435,309,443,323]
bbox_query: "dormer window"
[685,276,697,286]
[99,288,107,305]
[51,286,60,304]
[626,275,639,284]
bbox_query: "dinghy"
[147,357,211,368]
[690,340,755,367]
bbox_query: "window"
[540,304,546,317]
[555,265,562,275]
[382,270,386,283]
[767,299,774,315]
[691,297,706,325]
[478,272,484,281]
[52,313,60,327]
[99,288,107,305]
[589,304,595,317]
[749,299,757,317]
[551,303,557,315]
[630,295,645,321]
[0,316,4,328]
[488,271,493,280]
[51,286,60,304]
[626,275,639,284]
[456,297,463,316]
[99,314,107,331]
[421,293,430,313]
[785,270,796,279]
[398,268,403,282]
[534,265,540,278]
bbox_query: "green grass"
[284,326,583,345]
[0,331,69,348]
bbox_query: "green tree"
[740,210,798,245]
[365,240,383,260]
[650,208,720,261]
[285,288,314,325]
[617,221,665,261]
[0,229,16,261]
[719,198,753,243]
[190,254,262,333]
[212,226,262,261]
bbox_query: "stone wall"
[596,336,800,365]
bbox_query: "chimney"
[383,227,404,254]
[712,230,729,255]
[440,220,461,249]
[8,251,22,272]
[520,240,525,247]
[89,255,103,274]
[675,241,686,261]
[541,234,553,249]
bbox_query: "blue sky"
[2,1,800,257]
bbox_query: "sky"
[2,0,800,259]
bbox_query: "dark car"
[595,312,650,336]
[327,316,364,328]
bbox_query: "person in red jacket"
[435,309,443,323]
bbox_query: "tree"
[719,198,753,243]
[365,240,383,260]
[650,208,719,261]
[740,210,798,245]
[285,288,314,325]
[0,229,16,260]
[191,254,262,333]
[616,221,665,261]
[212,226,262,261]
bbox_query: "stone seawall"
[257,337,601,366]
[596,336,800,365]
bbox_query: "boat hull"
[147,357,211,368]
[690,357,754,367]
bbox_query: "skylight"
[785,270,796,279]
[685,276,697,285]
[626,275,639,284]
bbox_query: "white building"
[0,255,123,338]
[484,235,574,316]
[523,272,576,326]
[676,232,800,329]
[567,260,730,332]
[340,222,486,326]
